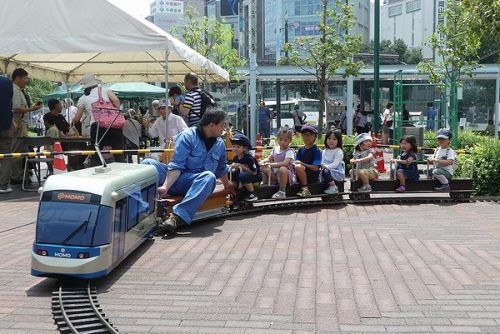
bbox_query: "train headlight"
[78,252,90,259]
[36,249,47,256]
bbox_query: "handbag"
[91,87,125,129]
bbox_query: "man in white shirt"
[143,100,187,146]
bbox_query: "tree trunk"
[318,67,327,132]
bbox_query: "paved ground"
[1,195,500,333]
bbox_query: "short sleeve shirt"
[259,107,271,125]
[183,88,202,127]
[234,153,260,175]
[434,147,456,174]
[12,83,28,120]
[293,109,306,126]
[296,145,322,166]
[354,149,375,169]
[397,151,418,171]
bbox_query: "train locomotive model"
[31,163,158,279]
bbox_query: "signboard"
[437,0,445,40]
[156,1,184,15]
[249,0,257,54]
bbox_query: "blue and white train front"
[32,190,115,279]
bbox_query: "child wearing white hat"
[350,133,378,192]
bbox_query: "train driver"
[142,109,235,234]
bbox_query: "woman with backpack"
[73,74,125,166]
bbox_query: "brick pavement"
[0,197,500,333]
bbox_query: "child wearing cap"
[230,133,262,201]
[294,124,322,197]
[350,133,378,192]
[427,128,456,191]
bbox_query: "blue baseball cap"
[231,133,252,149]
[436,128,452,140]
[300,124,317,134]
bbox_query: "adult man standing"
[175,73,202,127]
[44,99,70,135]
[142,109,235,234]
[258,100,272,142]
[0,75,14,193]
[11,68,43,183]
[293,104,307,132]
[426,102,437,131]
[143,100,187,145]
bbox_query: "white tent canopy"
[0,0,229,83]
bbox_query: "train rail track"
[179,195,500,229]
[52,283,119,334]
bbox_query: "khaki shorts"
[432,167,452,180]
[352,167,378,180]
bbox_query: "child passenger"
[294,124,322,197]
[427,128,456,191]
[260,127,295,199]
[321,129,344,194]
[350,133,378,192]
[43,114,60,175]
[229,133,262,201]
[390,135,419,192]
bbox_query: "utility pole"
[374,0,381,134]
[249,0,257,145]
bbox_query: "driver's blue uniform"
[142,127,228,224]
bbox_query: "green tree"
[418,0,481,85]
[360,39,423,64]
[174,7,245,80]
[25,79,56,104]
[282,0,363,131]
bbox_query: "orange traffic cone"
[53,141,67,174]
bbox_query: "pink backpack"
[91,87,125,129]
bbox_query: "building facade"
[380,0,438,59]
[147,0,204,33]
[235,0,370,64]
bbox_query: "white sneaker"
[0,186,12,194]
[324,185,338,194]
[358,185,372,193]
[272,190,286,199]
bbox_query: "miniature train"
[31,162,473,279]
[31,163,158,279]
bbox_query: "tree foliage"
[462,0,500,63]
[173,7,245,80]
[418,0,481,85]
[282,0,363,131]
[26,78,56,104]
[360,38,423,64]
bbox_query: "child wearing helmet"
[230,133,262,201]
[427,128,456,191]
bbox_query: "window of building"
[388,4,402,17]
[406,0,421,13]
[387,0,402,4]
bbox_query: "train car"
[31,163,158,279]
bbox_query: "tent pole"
[164,50,170,100]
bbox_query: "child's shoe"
[358,185,372,192]
[434,183,450,191]
[395,185,406,192]
[297,187,311,197]
[244,192,258,201]
[272,190,287,199]
[324,185,338,194]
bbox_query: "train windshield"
[36,201,112,247]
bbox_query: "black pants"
[90,123,125,166]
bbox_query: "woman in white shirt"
[382,102,393,145]
[73,74,125,166]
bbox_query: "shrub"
[455,136,500,196]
